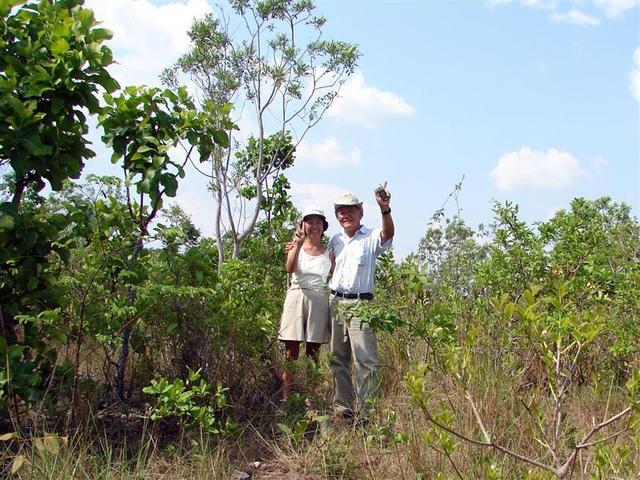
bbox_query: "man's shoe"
[333,408,355,420]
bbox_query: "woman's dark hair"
[303,214,329,232]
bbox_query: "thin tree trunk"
[114,239,144,401]
[213,155,225,268]
[115,325,131,401]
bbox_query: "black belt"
[331,290,373,300]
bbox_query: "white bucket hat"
[334,192,363,213]
[301,205,329,231]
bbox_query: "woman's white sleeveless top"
[290,248,331,289]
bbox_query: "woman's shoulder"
[302,243,329,257]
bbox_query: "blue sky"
[84,0,640,258]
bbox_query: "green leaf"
[137,178,151,193]
[0,0,24,17]
[165,322,178,335]
[212,129,229,148]
[91,28,113,41]
[0,214,15,229]
[75,8,95,28]
[161,174,178,197]
[136,145,154,154]
[96,73,120,93]
[503,302,515,320]
[50,38,70,55]
[23,137,53,156]
[277,423,293,436]
[6,94,30,119]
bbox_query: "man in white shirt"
[328,187,394,420]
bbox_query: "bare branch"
[576,406,632,448]
[465,391,491,443]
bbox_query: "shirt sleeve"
[373,227,392,257]
[328,234,336,251]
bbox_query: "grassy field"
[5,338,638,480]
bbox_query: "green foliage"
[380,195,640,477]
[373,252,458,366]
[143,368,229,434]
[337,299,405,334]
[236,131,296,181]
[477,201,546,297]
[0,0,118,420]
[99,85,230,214]
[277,417,312,444]
[479,198,640,374]
[0,0,118,194]
[0,184,74,414]
[97,86,233,400]
[418,217,489,296]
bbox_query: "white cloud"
[296,138,362,170]
[85,0,212,88]
[594,0,640,18]
[487,0,558,10]
[520,0,559,10]
[590,155,609,174]
[328,72,416,129]
[490,146,587,190]
[631,47,640,102]
[552,8,600,26]
[487,0,639,25]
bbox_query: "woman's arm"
[285,223,305,273]
[329,248,335,275]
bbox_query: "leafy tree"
[539,197,640,374]
[0,0,118,203]
[418,217,489,298]
[475,201,547,299]
[405,197,640,479]
[97,85,232,400]
[0,0,118,424]
[163,0,360,264]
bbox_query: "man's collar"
[340,225,367,240]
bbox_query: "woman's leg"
[304,342,322,408]
[305,342,321,364]
[282,340,300,400]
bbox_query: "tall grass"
[3,328,637,479]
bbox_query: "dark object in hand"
[375,184,389,201]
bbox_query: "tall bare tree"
[163,0,360,265]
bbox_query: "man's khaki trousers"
[329,295,379,417]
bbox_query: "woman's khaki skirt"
[278,287,330,344]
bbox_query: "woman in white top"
[278,206,334,400]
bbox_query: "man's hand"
[375,181,391,210]
[376,181,394,243]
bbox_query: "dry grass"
[4,335,638,479]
